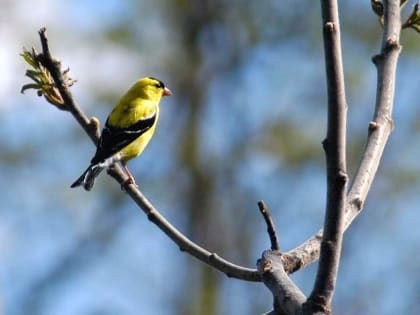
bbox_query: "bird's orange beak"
[163,87,172,96]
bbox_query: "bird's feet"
[121,174,137,191]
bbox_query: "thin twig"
[37,28,97,142]
[303,0,348,313]
[257,200,280,251]
[36,27,261,282]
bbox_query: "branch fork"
[258,250,306,315]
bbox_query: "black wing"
[91,112,156,164]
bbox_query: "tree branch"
[303,0,348,313]
[283,0,401,277]
[345,0,401,228]
[106,166,260,281]
[33,27,261,282]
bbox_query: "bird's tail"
[70,163,106,191]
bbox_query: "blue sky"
[1,1,420,314]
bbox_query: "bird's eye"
[155,81,165,89]
[148,77,165,88]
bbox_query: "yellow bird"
[71,77,171,191]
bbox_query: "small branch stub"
[372,37,401,65]
[325,21,335,31]
[372,53,383,66]
[350,197,363,212]
[385,38,401,53]
[368,121,378,132]
[258,200,280,251]
[88,117,101,140]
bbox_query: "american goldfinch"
[71,77,171,191]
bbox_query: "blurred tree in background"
[1,0,420,314]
